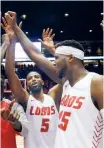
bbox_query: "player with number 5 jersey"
[4,20,59,147]
[25,93,58,148]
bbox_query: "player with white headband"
[55,46,84,60]
[4,11,104,148]
[54,40,104,148]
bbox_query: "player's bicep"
[91,75,104,110]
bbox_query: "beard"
[58,67,66,79]
[28,84,42,94]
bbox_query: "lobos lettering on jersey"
[58,95,85,131]
[60,95,85,109]
[30,106,55,116]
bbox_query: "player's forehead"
[54,54,66,60]
[27,72,41,79]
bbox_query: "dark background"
[1,1,103,41]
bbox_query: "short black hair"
[26,71,43,81]
[56,40,85,53]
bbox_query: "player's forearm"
[5,42,16,76]
[0,41,10,63]
[14,25,40,57]
[14,26,61,83]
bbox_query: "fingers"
[8,110,20,123]
[5,13,11,21]
[8,110,15,122]
[51,33,55,39]
[2,17,7,27]
[45,28,50,36]
[18,21,22,29]
[0,23,5,31]
[7,11,16,17]
[15,113,20,121]
[13,111,20,121]
[42,28,55,39]
[42,29,46,38]
[48,29,53,36]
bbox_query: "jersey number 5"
[41,118,50,132]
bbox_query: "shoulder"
[48,84,62,94]
[91,74,103,89]
[48,84,62,99]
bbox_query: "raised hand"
[4,11,17,29]
[1,16,13,33]
[39,28,56,56]
[1,15,22,42]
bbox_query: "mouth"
[32,83,38,87]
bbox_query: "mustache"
[28,85,42,94]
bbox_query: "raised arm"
[1,17,29,104]
[0,34,10,63]
[6,34,29,103]
[4,11,61,84]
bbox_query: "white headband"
[55,46,84,60]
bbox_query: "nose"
[32,76,36,81]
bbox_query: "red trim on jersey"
[92,112,104,148]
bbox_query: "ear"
[42,80,44,86]
[68,55,74,63]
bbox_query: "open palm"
[40,28,55,55]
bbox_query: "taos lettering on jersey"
[30,106,55,116]
[60,95,85,109]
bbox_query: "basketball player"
[4,11,103,148]
[1,17,60,148]
[0,34,29,148]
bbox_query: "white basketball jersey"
[24,94,58,148]
[54,72,103,148]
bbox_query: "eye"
[35,75,40,79]
[28,76,32,81]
